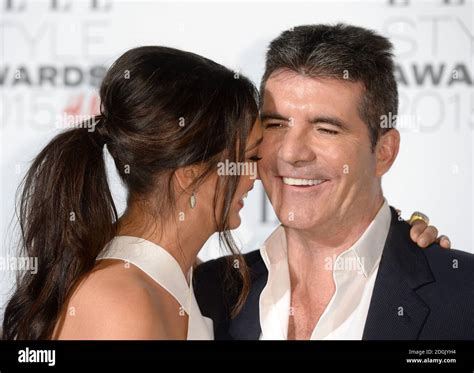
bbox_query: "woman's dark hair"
[2,46,259,339]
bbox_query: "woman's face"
[198,119,263,231]
[227,120,264,229]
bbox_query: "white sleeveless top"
[96,235,214,340]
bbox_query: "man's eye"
[318,128,339,135]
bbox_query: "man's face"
[258,69,382,231]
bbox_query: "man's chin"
[276,209,321,230]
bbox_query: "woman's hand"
[406,210,451,249]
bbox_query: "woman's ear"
[174,166,198,192]
[375,128,400,177]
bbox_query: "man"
[194,24,474,340]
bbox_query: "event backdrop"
[1,0,473,316]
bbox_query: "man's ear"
[375,128,400,177]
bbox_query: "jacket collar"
[362,207,435,339]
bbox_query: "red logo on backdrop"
[64,92,101,120]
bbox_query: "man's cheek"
[324,147,358,176]
[257,161,271,183]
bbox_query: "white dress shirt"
[259,200,392,340]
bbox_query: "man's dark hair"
[261,23,398,149]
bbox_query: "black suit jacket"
[194,207,474,340]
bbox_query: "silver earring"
[189,192,197,209]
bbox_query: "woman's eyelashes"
[248,155,263,162]
[263,122,285,129]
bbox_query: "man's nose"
[279,125,316,166]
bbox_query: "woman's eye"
[264,122,283,129]
[248,155,263,162]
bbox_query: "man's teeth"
[282,177,324,186]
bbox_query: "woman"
[1,46,445,340]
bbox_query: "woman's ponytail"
[2,117,118,339]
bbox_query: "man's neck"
[286,197,385,285]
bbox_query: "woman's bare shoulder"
[53,260,167,340]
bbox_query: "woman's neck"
[116,202,213,276]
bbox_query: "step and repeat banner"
[1,0,473,313]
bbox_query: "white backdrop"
[1,0,473,317]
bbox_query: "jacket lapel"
[228,259,268,340]
[362,207,435,340]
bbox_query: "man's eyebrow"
[309,115,348,130]
[246,137,263,151]
[260,112,290,122]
